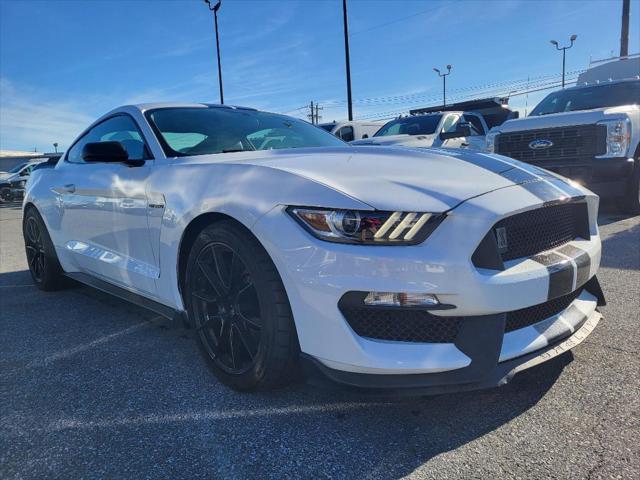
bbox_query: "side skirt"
[65,272,186,324]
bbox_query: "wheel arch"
[176,211,276,305]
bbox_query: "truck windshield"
[374,115,442,137]
[146,107,346,156]
[530,81,640,116]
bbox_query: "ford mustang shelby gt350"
[23,103,605,393]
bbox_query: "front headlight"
[485,131,500,152]
[286,207,444,245]
[597,118,631,158]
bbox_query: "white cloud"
[0,78,96,152]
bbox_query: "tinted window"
[318,124,335,132]
[530,81,640,116]
[336,126,354,142]
[67,115,148,163]
[462,114,485,135]
[7,163,27,173]
[146,108,345,156]
[375,115,443,137]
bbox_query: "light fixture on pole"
[53,142,58,153]
[550,34,577,88]
[433,65,452,108]
[204,0,224,104]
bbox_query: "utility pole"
[204,0,224,104]
[620,0,630,57]
[309,101,315,124]
[314,103,323,124]
[342,0,353,121]
[433,65,452,108]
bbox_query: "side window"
[462,114,485,136]
[440,115,460,133]
[21,164,35,176]
[66,115,149,164]
[336,126,354,142]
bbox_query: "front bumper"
[302,304,602,395]
[252,185,602,383]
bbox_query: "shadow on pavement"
[0,266,573,478]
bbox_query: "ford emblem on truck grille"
[528,139,554,150]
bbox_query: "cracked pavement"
[1,199,638,479]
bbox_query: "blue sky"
[1,0,638,152]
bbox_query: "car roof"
[130,103,258,113]
[566,77,640,91]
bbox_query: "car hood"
[222,146,566,212]
[0,172,16,182]
[350,134,437,147]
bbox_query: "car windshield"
[146,107,346,156]
[318,124,335,132]
[530,81,640,116]
[374,115,442,137]
[6,163,27,174]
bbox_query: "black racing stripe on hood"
[451,153,575,202]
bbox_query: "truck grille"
[505,288,583,332]
[495,125,607,164]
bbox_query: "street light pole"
[433,65,452,108]
[53,142,58,153]
[204,0,224,104]
[342,0,353,121]
[550,35,577,88]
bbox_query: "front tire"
[0,186,12,203]
[23,207,67,291]
[184,221,300,391]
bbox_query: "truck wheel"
[617,163,640,215]
[184,220,300,391]
[23,207,68,291]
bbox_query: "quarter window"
[66,115,149,164]
[336,126,355,142]
[440,115,460,133]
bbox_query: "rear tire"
[184,220,300,391]
[617,162,640,215]
[23,207,68,291]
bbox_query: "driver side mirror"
[440,122,471,140]
[82,141,143,166]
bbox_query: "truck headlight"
[485,131,500,153]
[597,118,631,158]
[287,207,445,245]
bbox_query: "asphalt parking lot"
[1,200,638,479]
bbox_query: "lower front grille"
[340,307,461,343]
[505,289,583,333]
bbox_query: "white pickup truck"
[487,77,640,213]
[350,111,491,151]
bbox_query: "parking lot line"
[24,315,164,369]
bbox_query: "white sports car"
[23,103,605,394]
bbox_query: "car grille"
[505,288,583,333]
[495,125,607,164]
[492,201,589,262]
[339,307,462,343]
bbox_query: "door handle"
[62,184,76,193]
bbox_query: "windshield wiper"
[221,148,249,153]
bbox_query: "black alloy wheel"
[184,221,300,391]
[22,207,67,291]
[191,242,261,374]
[24,215,47,282]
